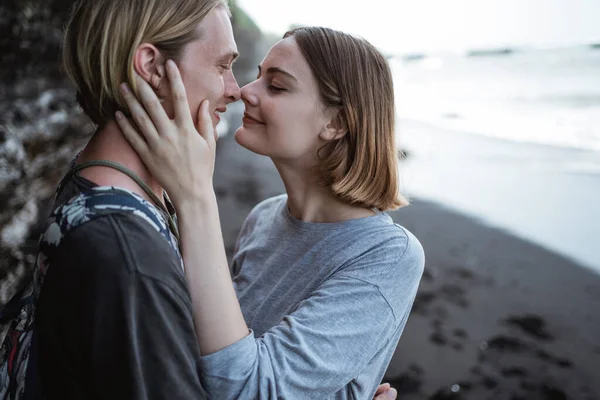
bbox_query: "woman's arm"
[178,191,250,354]
[117,61,248,354]
[195,272,402,399]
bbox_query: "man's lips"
[213,107,226,122]
[242,112,265,124]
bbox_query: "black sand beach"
[216,109,600,400]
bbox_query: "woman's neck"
[273,160,375,223]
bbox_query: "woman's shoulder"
[238,194,287,234]
[253,194,287,213]
[391,224,425,278]
[339,219,425,286]
[356,214,424,260]
[387,223,424,265]
[245,194,286,222]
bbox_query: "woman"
[117,27,424,399]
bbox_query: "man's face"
[177,7,240,127]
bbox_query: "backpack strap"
[56,160,179,243]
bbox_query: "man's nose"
[225,71,241,103]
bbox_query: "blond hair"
[62,0,228,125]
[284,27,408,211]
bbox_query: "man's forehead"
[196,27,237,57]
[197,8,235,40]
[196,13,238,60]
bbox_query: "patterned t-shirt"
[0,171,205,399]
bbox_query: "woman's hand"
[373,383,397,399]
[116,59,217,208]
[118,64,248,357]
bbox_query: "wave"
[466,47,517,57]
[400,109,600,154]
[400,53,428,62]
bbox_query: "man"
[1,1,238,398]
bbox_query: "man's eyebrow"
[258,65,297,81]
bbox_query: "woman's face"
[234,37,333,165]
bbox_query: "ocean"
[392,45,600,156]
[391,44,600,271]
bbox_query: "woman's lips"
[242,112,265,125]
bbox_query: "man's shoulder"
[44,186,172,249]
[40,187,185,283]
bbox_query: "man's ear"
[133,43,166,91]
[319,110,347,142]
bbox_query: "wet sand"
[215,110,600,399]
[385,200,600,400]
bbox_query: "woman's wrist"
[174,185,217,216]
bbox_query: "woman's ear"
[319,110,347,142]
[133,43,167,92]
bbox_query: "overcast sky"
[237,0,600,54]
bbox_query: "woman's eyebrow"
[257,65,297,81]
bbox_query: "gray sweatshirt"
[199,195,424,399]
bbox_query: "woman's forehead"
[262,38,309,81]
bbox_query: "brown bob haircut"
[284,27,408,211]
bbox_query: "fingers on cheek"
[133,112,149,131]
[115,112,132,133]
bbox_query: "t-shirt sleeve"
[36,213,206,400]
[199,237,424,399]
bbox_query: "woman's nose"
[240,81,259,107]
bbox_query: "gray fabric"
[32,174,206,399]
[200,195,425,400]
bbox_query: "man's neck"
[76,120,164,206]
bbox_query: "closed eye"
[268,85,285,93]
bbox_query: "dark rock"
[504,314,554,341]
[413,291,436,314]
[540,384,567,400]
[430,331,448,346]
[487,336,529,352]
[453,328,468,339]
[388,372,422,396]
[501,367,528,378]
[429,387,466,400]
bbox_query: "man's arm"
[36,213,205,400]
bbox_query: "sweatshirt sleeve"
[199,240,424,399]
